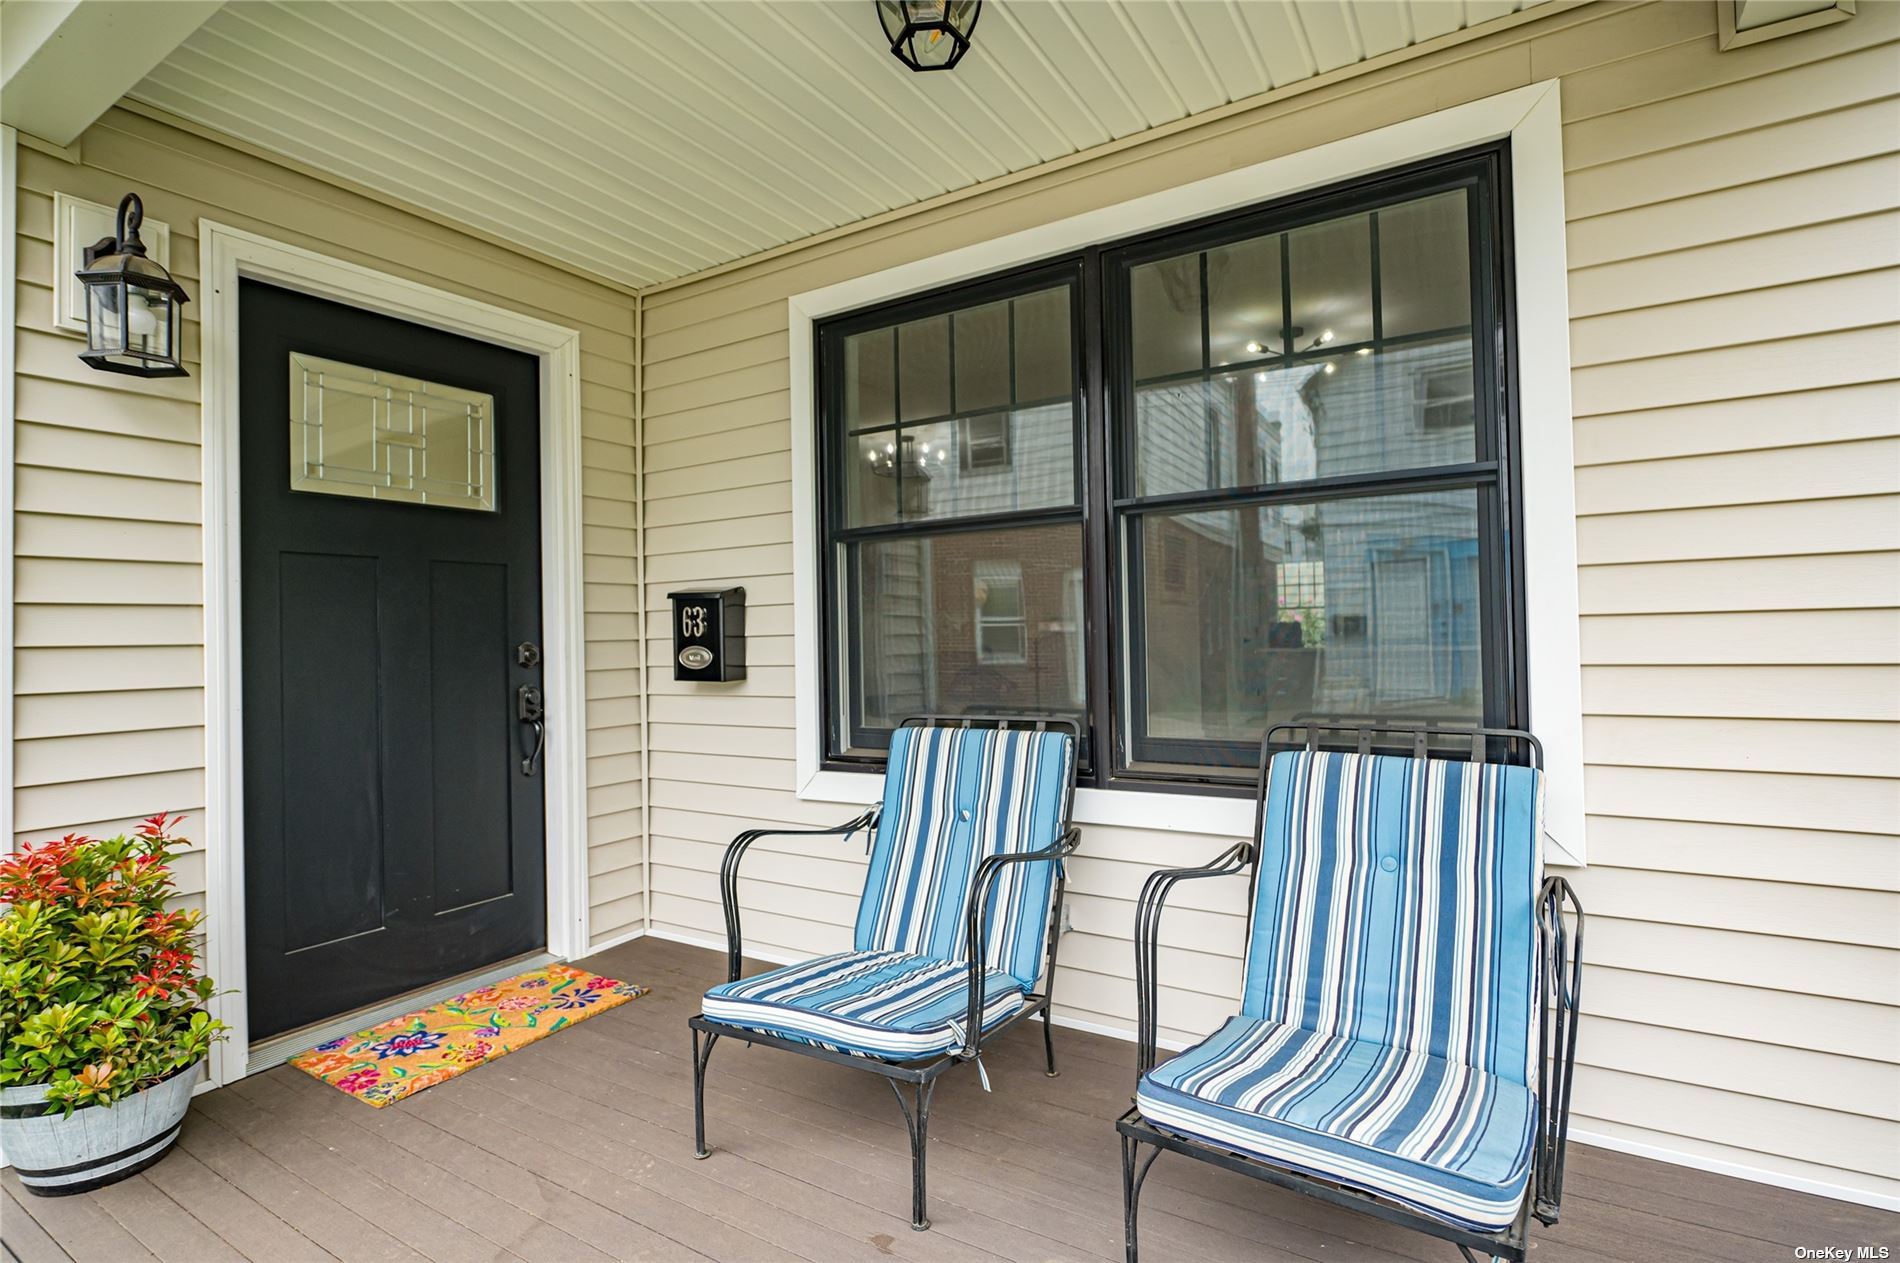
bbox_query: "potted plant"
[0,814,226,1195]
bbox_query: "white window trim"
[789,81,1585,867]
[198,222,590,1087]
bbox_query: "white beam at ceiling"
[0,0,223,147]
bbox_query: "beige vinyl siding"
[637,0,1900,1204]
[8,108,646,948]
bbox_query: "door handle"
[517,685,545,776]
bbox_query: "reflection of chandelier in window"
[866,433,943,480]
[867,432,941,517]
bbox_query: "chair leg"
[886,1079,938,1230]
[1042,1008,1059,1078]
[691,1029,719,1159]
[1121,1133,1160,1263]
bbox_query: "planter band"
[8,1121,185,1196]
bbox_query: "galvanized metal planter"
[0,1060,200,1196]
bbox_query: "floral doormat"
[289,963,647,1107]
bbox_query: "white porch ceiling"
[129,0,1552,290]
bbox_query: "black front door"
[240,281,547,1040]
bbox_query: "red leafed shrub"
[0,814,227,1112]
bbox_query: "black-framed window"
[818,146,1525,791]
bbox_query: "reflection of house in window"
[960,412,1012,471]
[973,560,1027,664]
[1362,537,1481,710]
[1276,560,1325,647]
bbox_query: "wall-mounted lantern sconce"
[75,193,190,378]
[875,0,981,72]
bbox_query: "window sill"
[798,766,1584,865]
[801,767,1259,837]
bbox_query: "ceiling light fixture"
[876,1,981,72]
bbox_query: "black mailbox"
[669,587,746,682]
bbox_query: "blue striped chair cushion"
[701,951,1027,1059]
[1243,750,1543,1085]
[1137,1015,1534,1231]
[855,724,1075,991]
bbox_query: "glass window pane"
[962,413,1011,471]
[289,353,495,511]
[953,300,1010,412]
[1208,233,1283,368]
[1130,254,1202,381]
[1013,287,1072,403]
[839,524,1086,751]
[1131,377,1212,498]
[1289,211,1373,349]
[1132,339,1476,495]
[1124,489,1484,771]
[1379,190,1471,338]
[976,561,1023,619]
[898,404,1072,521]
[978,624,1027,663]
[844,328,894,430]
[836,281,1077,528]
[974,559,1026,663]
[898,314,951,421]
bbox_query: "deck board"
[5,936,1895,1262]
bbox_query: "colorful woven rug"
[289,963,647,1107]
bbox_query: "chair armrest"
[720,808,879,983]
[1133,841,1254,1081]
[959,825,1082,1060]
[1533,874,1585,1225]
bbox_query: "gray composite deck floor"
[4,935,1894,1262]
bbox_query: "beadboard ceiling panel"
[129,0,1552,289]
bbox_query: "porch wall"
[7,110,649,949]
[637,0,1900,1207]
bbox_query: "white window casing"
[788,82,1585,867]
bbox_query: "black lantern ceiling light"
[876,1,981,72]
[75,193,190,378]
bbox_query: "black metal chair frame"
[689,714,1082,1231]
[1118,721,1585,1263]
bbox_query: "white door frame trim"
[1,126,17,861]
[197,222,588,1088]
[787,80,1585,867]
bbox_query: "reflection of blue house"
[1364,536,1480,709]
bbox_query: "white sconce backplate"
[52,192,172,335]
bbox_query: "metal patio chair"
[690,714,1081,1230]
[1119,722,1584,1263]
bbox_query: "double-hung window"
[818,147,1524,789]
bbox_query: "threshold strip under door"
[245,949,557,1076]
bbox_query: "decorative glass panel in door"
[289,352,496,511]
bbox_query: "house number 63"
[680,605,709,637]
